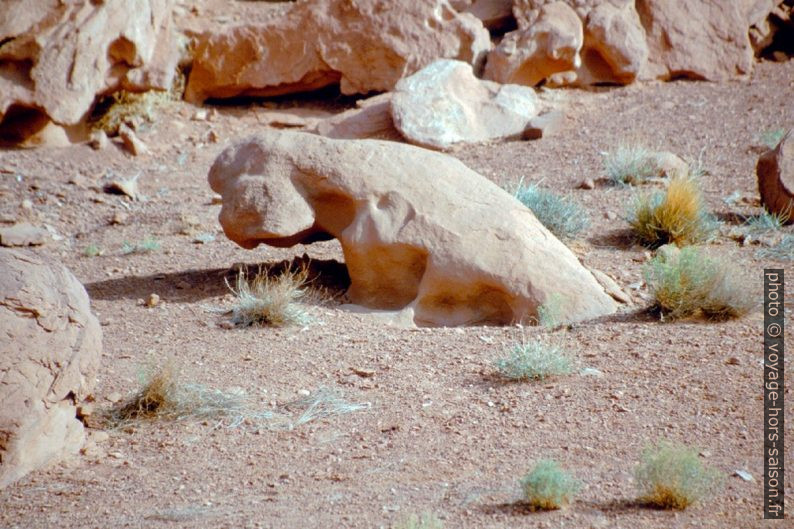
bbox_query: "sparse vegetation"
[520,459,581,510]
[83,244,102,257]
[635,441,723,510]
[629,175,716,248]
[514,183,590,239]
[603,143,658,185]
[494,338,571,381]
[744,209,789,234]
[756,234,794,261]
[104,360,369,429]
[758,128,786,149]
[104,360,271,427]
[91,72,185,135]
[222,267,312,327]
[645,246,755,321]
[393,512,443,529]
[121,237,161,255]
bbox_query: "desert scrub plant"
[645,246,755,320]
[520,459,581,510]
[629,175,716,248]
[91,71,185,135]
[758,128,786,149]
[514,183,590,239]
[494,338,571,381]
[756,234,794,261]
[603,143,659,185]
[635,441,723,510]
[104,360,273,427]
[83,244,102,257]
[223,267,311,327]
[744,209,789,234]
[120,237,161,255]
[393,512,443,529]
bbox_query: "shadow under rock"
[85,256,351,304]
[588,228,636,250]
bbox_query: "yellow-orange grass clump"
[630,176,714,248]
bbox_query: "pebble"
[146,293,160,308]
[106,392,122,403]
[579,178,595,190]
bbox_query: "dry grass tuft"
[103,361,369,429]
[645,246,756,321]
[635,441,723,510]
[520,459,581,510]
[629,175,715,248]
[104,360,268,427]
[225,267,312,327]
[91,71,185,135]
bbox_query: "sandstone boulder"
[484,2,584,86]
[209,131,617,326]
[185,0,491,103]
[0,249,102,489]
[0,0,179,127]
[312,93,399,140]
[757,129,794,223]
[636,0,754,81]
[506,0,785,85]
[392,60,540,150]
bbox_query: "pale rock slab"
[392,59,539,150]
[208,131,617,326]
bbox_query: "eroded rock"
[757,128,794,223]
[208,131,617,326]
[0,249,102,489]
[0,0,179,127]
[392,59,539,150]
[185,0,491,103]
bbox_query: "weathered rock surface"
[312,93,398,140]
[485,2,584,86]
[0,249,102,489]
[392,59,539,150]
[502,0,784,86]
[757,129,794,223]
[0,223,50,247]
[0,0,179,127]
[208,131,617,326]
[185,0,491,103]
[637,0,754,81]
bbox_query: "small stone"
[77,402,95,418]
[604,211,617,221]
[104,173,139,200]
[106,392,122,403]
[218,321,236,330]
[109,211,129,225]
[191,109,208,121]
[734,470,754,482]
[89,431,110,444]
[522,110,565,140]
[146,293,160,308]
[207,130,220,143]
[725,357,740,365]
[297,389,311,397]
[0,223,50,247]
[351,367,376,378]
[118,124,149,156]
[579,178,595,190]
[21,199,33,210]
[89,130,109,150]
